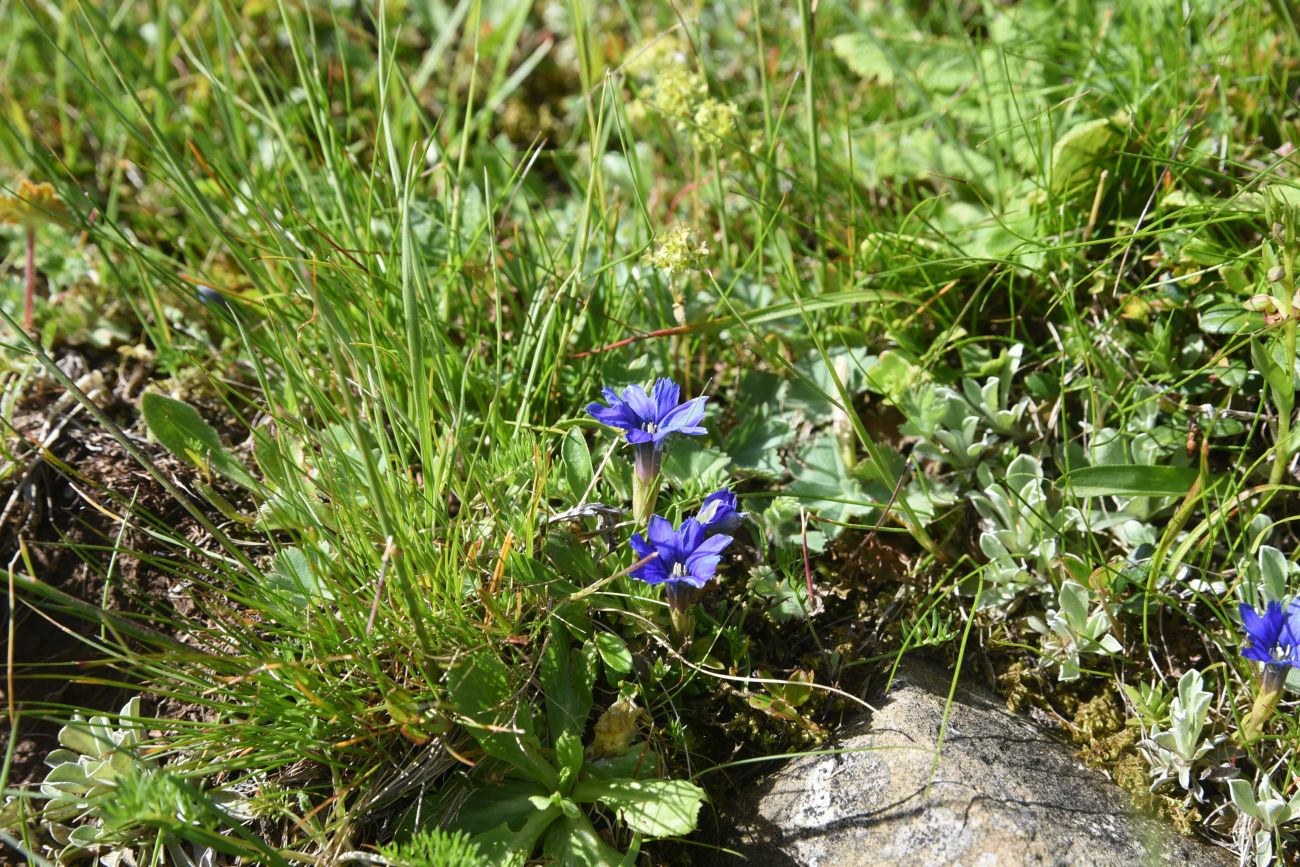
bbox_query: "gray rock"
[727,661,1234,867]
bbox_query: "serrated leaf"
[662,440,730,490]
[1062,464,1198,497]
[830,33,896,84]
[747,565,812,623]
[141,392,259,490]
[571,777,705,838]
[788,434,878,531]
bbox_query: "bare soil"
[1,351,243,786]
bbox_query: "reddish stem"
[570,324,694,359]
[22,226,35,333]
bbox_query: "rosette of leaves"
[445,632,706,865]
[1229,771,1300,867]
[898,383,1001,470]
[1138,669,1227,801]
[969,454,1064,607]
[897,344,1031,472]
[22,697,260,865]
[38,697,152,850]
[1027,580,1121,681]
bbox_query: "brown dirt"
[1,351,244,787]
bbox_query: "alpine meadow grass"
[1,0,1299,864]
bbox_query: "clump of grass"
[2,0,1300,864]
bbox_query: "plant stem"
[22,225,35,333]
[1270,242,1297,486]
[1240,664,1288,743]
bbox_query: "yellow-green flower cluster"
[625,34,688,80]
[650,66,707,130]
[644,224,708,276]
[692,98,738,147]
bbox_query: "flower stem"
[1270,241,1297,486]
[632,473,660,527]
[665,583,699,645]
[632,443,662,527]
[22,225,35,334]
[669,605,694,645]
[1240,664,1288,743]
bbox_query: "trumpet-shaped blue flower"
[696,488,745,536]
[629,515,733,612]
[586,378,707,458]
[587,378,707,523]
[1239,601,1300,667]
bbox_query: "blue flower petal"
[1240,600,1293,665]
[647,515,676,548]
[627,514,733,593]
[698,489,744,534]
[622,383,657,424]
[659,395,708,435]
[586,401,640,431]
[651,378,681,421]
[589,378,708,447]
[681,555,721,587]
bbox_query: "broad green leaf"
[454,779,551,835]
[264,547,335,609]
[545,531,602,584]
[788,434,880,531]
[541,814,635,867]
[463,787,561,863]
[1198,304,1262,335]
[448,651,558,790]
[571,777,705,838]
[141,392,259,490]
[538,626,597,745]
[1051,116,1121,195]
[58,718,112,757]
[1058,581,1090,627]
[1228,779,1262,821]
[593,632,633,675]
[1062,465,1199,498]
[555,731,584,795]
[662,440,731,490]
[582,746,659,781]
[563,428,594,500]
[1253,339,1297,414]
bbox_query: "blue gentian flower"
[696,488,745,536]
[629,514,733,612]
[1239,601,1300,667]
[586,378,708,464]
[586,378,707,523]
